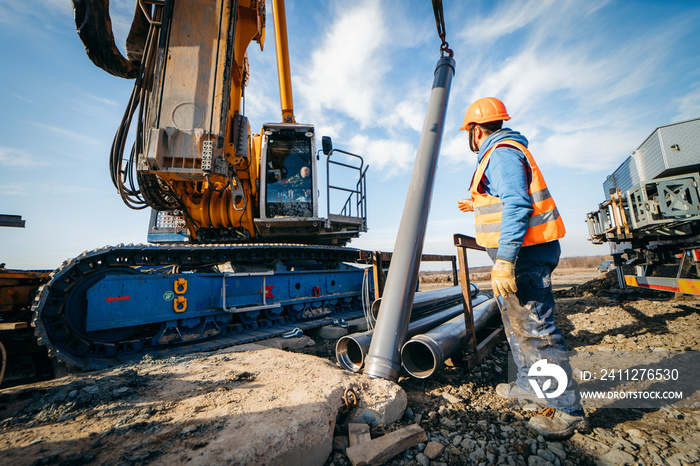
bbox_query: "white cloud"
[448,0,698,173]
[8,93,36,105]
[31,123,101,149]
[349,134,415,179]
[0,147,47,169]
[534,130,632,172]
[0,183,29,196]
[459,0,558,44]
[460,0,609,45]
[440,133,474,167]
[673,87,700,123]
[296,1,388,126]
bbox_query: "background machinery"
[29,0,372,369]
[586,118,700,295]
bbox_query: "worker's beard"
[468,126,479,153]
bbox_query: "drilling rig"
[29,0,372,369]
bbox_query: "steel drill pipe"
[337,293,490,373]
[363,56,455,381]
[401,298,500,379]
[370,283,477,321]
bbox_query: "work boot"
[495,382,543,405]
[527,407,590,439]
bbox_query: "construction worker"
[458,97,588,439]
[282,166,312,201]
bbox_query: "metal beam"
[0,215,25,228]
[624,275,700,295]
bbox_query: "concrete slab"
[0,344,406,466]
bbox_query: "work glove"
[491,259,517,298]
[457,198,474,212]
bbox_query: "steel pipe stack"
[337,291,489,373]
[370,283,477,320]
[363,56,456,381]
[401,298,500,379]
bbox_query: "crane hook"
[432,0,454,57]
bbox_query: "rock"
[527,455,551,466]
[537,448,556,462]
[613,438,637,452]
[513,443,529,457]
[522,404,540,412]
[546,443,566,460]
[404,407,414,419]
[311,325,348,340]
[112,387,130,396]
[440,417,456,428]
[346,317,368,333]
[349,385,407,427]
[627,435,646,447]
[416,452,430,466]
[460,438,477,451]
[648,450,665,465]
[469,447,486,462]
[453,435,463,446]
[360,410,382,426]
[424,441,445,460]
[686,432,700,447]
[668,451,700,465]
[181,425,198,435]
[596,448,635,465]
[441,392,461,405]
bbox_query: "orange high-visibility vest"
[470,140,565,248]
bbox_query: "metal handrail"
[326,149,368,226]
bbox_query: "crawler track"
[32,243,367,369]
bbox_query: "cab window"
[265,130,313,218]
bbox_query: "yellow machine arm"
[74,0,367,245]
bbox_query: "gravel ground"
[1,269,698,465]
[311,270,700,466]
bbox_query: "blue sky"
[2,0,700,271]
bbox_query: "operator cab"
[147,123,369,246]
[261,124,317,219]
[255,123,368,245]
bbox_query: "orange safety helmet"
[459,97,510,131]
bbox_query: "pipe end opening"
[335,337,364,372]
[401,340,438,379]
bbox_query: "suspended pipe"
[401,297,500,379]
[337,292,490,373]
[363,56,455,381]
[371,283,477,321]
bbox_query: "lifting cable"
[431,0,453,57]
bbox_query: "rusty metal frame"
[453,233,504,369]
[357,250,458,301]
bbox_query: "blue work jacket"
[475,128,536,263]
